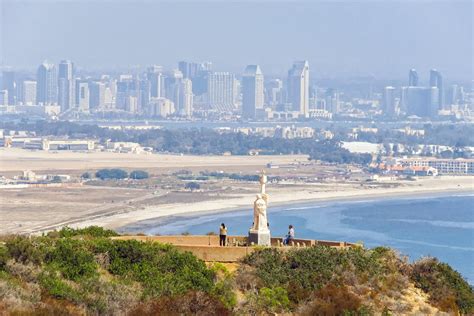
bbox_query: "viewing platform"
[112,235,359,262]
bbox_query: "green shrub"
[95,168,128,180]
[56,226,118,238]
[411,257,474,314]
[47,238,98,281]
[0,244,9,270]
[6,236,44,265]
[258,287,291,312]
[39,271,83,302]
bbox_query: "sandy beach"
[74,176,474,233]
[1,148,473,235]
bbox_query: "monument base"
[248,229,271,246]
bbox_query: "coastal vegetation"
[1,226,473,315]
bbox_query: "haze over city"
[2,0,472,80]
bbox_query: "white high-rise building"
[207,72,235,111]
[242,65,264,119]
[36,62,57,104]
[21,80,37,105]
[383,86,397,116]
[0,90,8,105]
[176,78,193,117]
[287,61,310,117]
[58,60,75,111]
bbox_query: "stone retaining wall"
[113,235,359,262]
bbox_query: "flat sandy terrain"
[1,148,473,235]
[0,148,307,174]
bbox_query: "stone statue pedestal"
[248,229,271,246]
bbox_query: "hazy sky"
[1,0,472,80]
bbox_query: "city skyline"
[2,0,472,80]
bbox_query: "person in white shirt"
[283,225,295,245]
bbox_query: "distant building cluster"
[382,69,473,119]
[1,62,472,121]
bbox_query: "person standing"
[219,223,227,246]
[283,225,295,245]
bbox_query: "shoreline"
[67,177,473,233]
[117,187,474,234]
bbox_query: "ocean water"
[120,194,474,283]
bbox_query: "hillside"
[0,227,473,315]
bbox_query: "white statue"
[251,171,269,232]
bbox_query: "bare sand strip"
[71,176,473,233]
[0,148,307,173]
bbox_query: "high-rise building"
[325,88,340,114]
[148,97,175,117]
[287,61,310,117]
[75,80,90,112]
[266,79,283,107]
[207,72,236,111]
[1,71,16,105]
[36,62,57,104]
[175,79,193,117]
[0,90,8,105]
[178,61,212,96]
[405,86,438,118]
[89,82,106,109]
[242,65,264,119]
[20,80,37,105]
[58,60,75,111]
[147,65,164,98]
[382,86,397,116]
[408,69,419,86]
[116,78,138,111]
[430,69,443,109]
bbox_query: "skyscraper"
[36,62,57,104]
[175,79,193,117]
[0,90,8,105]
[20,80,37,105]
[382,86,397,116]
[147,65,164,98]
[178,61,212,96]
[405,86,438,118]
[325,88,340,114]
[242,65,264,119]
[287,61,310,117]
[266,79,283,107]
[1,71,16,105]
[75,80,90,112]
[430,69,443,109]
[207,72,235,111]
[408,69,418,86]
[58,60,75,111]
[89,82,106,109]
